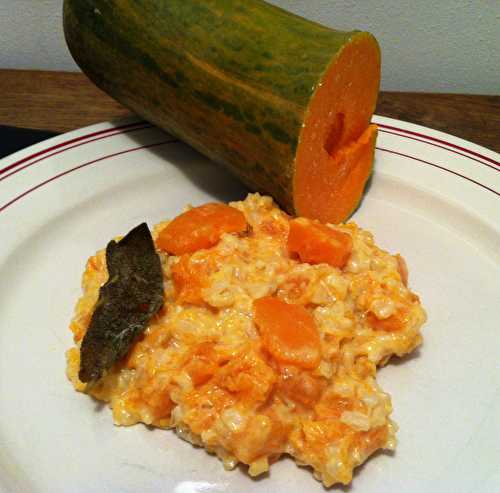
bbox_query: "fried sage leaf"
[79,223,164,383]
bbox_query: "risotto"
[66,193,426,487]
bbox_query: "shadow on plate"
[125,127,250,204]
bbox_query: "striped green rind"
[63,0,370,210]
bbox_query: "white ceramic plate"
[0,116,499,493]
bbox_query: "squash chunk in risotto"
[66,193,426,487]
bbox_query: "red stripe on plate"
[379,129,499,173]
[0,120,149,176]
[376,147,500,197]
[0,124,153,184]
[0,139,177,213]
[377,123,500,167]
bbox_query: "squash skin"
[64,0,380,220]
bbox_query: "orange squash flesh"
[157,203,247,255]
[287,218,353,269]
[254,297,321,370]
[294,35,380,224]
[171,254,213,306]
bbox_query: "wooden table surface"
[1,69,499,153]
